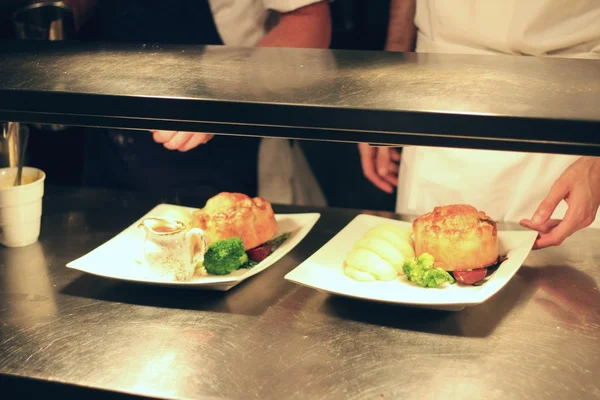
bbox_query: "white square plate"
[67,204,320,291]
[285,214,537,311]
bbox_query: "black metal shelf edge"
[1,40,599,155]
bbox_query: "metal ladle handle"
[14,126,29,186]
[1,121,21,168]
[1,122,29,185]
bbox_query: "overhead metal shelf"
[0,40,599,155]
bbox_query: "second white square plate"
[285,214,537,311]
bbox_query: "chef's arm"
[61,0,97,31]
[258,1,331,49]
[385,0,417,52]
[359,0,416,193]
[521,156,600,249]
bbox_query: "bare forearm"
[258,1,331,49]
[385,0,416,52]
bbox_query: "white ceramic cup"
[0,167,46,247]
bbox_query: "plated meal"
[139,192,291,282]
[285,204,538,310]
[343,204,504,288]
[67,193,320,290]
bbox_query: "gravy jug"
[138,217,206,281]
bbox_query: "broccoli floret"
[421,268,455,288]
[402,253,455,288]
[402,257,420,282]
[418,253,435,268]
[203,238,248,275]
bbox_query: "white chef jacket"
[397,0,600,227]
[208,0,328,206]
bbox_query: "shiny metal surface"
[12,1,75,41]
[0,41,599,156]
[0,187,599,399]
[11,1,73,132]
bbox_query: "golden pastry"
[412,204,498,271]
[193,192,278,250]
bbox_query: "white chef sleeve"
[262,0,332,13]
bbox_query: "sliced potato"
[364,228,415,260]
[353,236,405,273]
[344,248,397,281]
[343,265,376,282]
[370,224,413,242]
[365,226,403,244]
[393,238,415,260]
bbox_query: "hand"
[358,143,400,194]
[520,156,600,249]
[152,130,214,152]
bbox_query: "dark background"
[0,0,396,211]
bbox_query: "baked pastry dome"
[412,205,498,271]
[193,192,278,250]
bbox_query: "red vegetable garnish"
[453,268,488,285]
[245,232,292,263]
[246,244,272,262]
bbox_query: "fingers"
[519,218,560,250]
[179,133,214,152]
[531,180,570,225]
[519,218,561,234]
[164,131,194,150]
[383,165,399,186]
[524,175,598,249]
[389,147,401,162]
[375,147,399,186]
[152,130,176,144]
[521,215,576,249]
[523,176,577,249]
[533,204,585,249]
[151,130,214,151]
[359,143,393,193]
[376,147,390,177]
[358,144,399,194]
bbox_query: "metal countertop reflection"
[0,40,599,156]
[0,187,599,399]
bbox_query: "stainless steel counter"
[1,40,600,156]
[1,187,599,399]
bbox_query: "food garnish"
[201,232,291,275]
[458,255,508,286]
[203,237,248,276]
[402,253,455,288]
[240,260,259,269]
[266,232,291,247]
[247,232,291,262]
[247,245,272,262]
[454,269,487,285]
